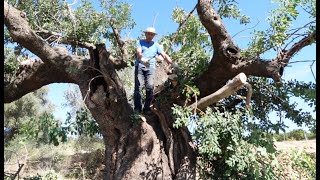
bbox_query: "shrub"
[287,129,305,140]
[173,106,280,179]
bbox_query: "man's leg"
[143,67,155,113]
[134,65,144,112]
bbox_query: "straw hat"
[144,27,157,34]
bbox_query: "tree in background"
[4,0,315,179]
[4,85,68,146]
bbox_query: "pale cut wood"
[190,73,247,110]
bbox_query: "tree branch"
[197,0,239,57]
[280,31,316,64]
[109,21,129,68]
[34,29,96,49]
[232,58,283,81]
[4,60,76,103]
[190,73,248,110]
[4,2,58,62]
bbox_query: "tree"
[4,86,70,147]
[4,0,315,179]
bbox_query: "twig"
[263,85,285,103]
[285,60,315,64]
[310,60,316,81]
[232,19,260,39]
[83,75,104,102]
[165,4,197,53]
[68,0,78,6]
[152,12,159,28]
[82,65,105,75]
[12,164,24,180]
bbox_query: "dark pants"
[134,64,155,112]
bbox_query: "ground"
[274,139,316,156]
[4,139,316,179]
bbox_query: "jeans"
[134,64,155,112]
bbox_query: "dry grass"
[5,138,316,179]
[4,137,105,180]
[275,139,316,156]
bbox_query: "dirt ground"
[274,139,316,155]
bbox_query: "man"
[134,27,173,114]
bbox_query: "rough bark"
[4,1,315,179]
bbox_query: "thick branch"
[4,60,76,103]
[110,21,129,67]
[197,0,240,62]
[197,0,229,41]
[4,2,58,62]
[36,28,128,69]
[231,58,283,81]
[281,31,316,64]
[190,73,247,110]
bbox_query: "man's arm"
[136,48,142,60]
[159,51,173,64]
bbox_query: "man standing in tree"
[134,27,173,114]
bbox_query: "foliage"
[173,104,316,179]
[63,86,101,137]
[290,148,316,179]
[21,113,68,146]
[173,105,283,179]
[214,0,251,24]
[72,135,104,152]
[4,87,68,146]
[6,0,136,60]
[23,174,43,180]
[246,77,316,133]
[286,129,305,140]
[241,0,316,59]
[4,47,19,83]
[64,108,100,137]
[159,7,211,84]
[23,171,59,180]
[172,104,193,128]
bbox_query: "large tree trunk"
[78,45,196,179]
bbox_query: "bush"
[307,132,316,139]
[287,129,305,140]
[73,135,104,153]
[273,129,316,141]
[173,106,280,179]
[291,149,316,178]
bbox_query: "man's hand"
[156,55,164,62]
[140,57,150,67]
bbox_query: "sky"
[47,0,316,132]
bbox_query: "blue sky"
[47,0,316,132]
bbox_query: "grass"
[5,135,316,180]
[4,135,105,180]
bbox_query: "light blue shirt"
[135,39,163,68]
